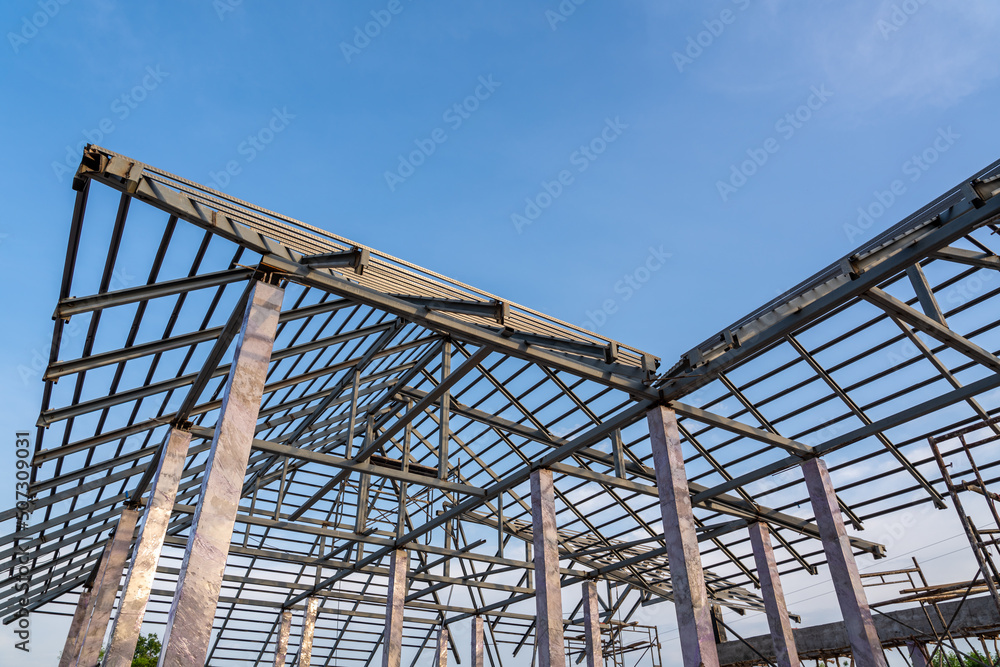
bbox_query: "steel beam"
[286,400,652,608]
[104,428,191,667]
[906,263,946,325]
[530,468,566,667]
[690,369,1000,507]
[383,549,408,667]
[159,279,283,667]
[748,522,800,667]
[298,596,319,667]
[801,457,885,667]
[74,507,140,667]
[582,580,604,667]
[274,610,292,667]
[55,266,253,318]
[399,295,507,324]
[547,462,884,555]
[660,182,1000,400]
[360,346,490,462]
[930,245,1000,270]
[300,246,369,274]
[647,405,719,667]
[863,286,1000,373]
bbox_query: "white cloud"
[815,0,1000,110]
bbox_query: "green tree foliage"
[97,632,162,666]
[131,632,162,667]
[932,649,996,667]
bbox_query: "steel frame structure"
[5,145,1000,665]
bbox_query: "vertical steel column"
[471,617,485,667]
[438,340,451,480]
[647,405,719,667]
[582,580,604,667]
[435,627,448,667]
[104,428,192,667]
[382,549,408,667]
[75,507,140,667]
[530,468,566,667]
[355,416,373,537]
[274,610,293,667]
[801,457,886,667]
[298,596,320,666]
[748,522,800,667]
[58,587,92,667]
[158,280,284,667]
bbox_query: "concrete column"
[748,522,800,667]
[298,596,320,666]
[471,617,485,667]
[159,280,284,667]
[274,610,293,667]
[907,642,928,667]
[647,405,719,667]
[75,507,140,667]
[530,468,566,667]
[104,428,192,667]
[382,549,408,667]
[582,580,604,667]
[801,457,886,667]
[58,586,92,667]
[435,626,448,667]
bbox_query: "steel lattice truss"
[4,145,1000,664]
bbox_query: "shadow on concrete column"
[802,457,886,667]
[531,468,566,667]
[158,280,284,667]
[647,405,720,667]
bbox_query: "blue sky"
[2,1,1000,664]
